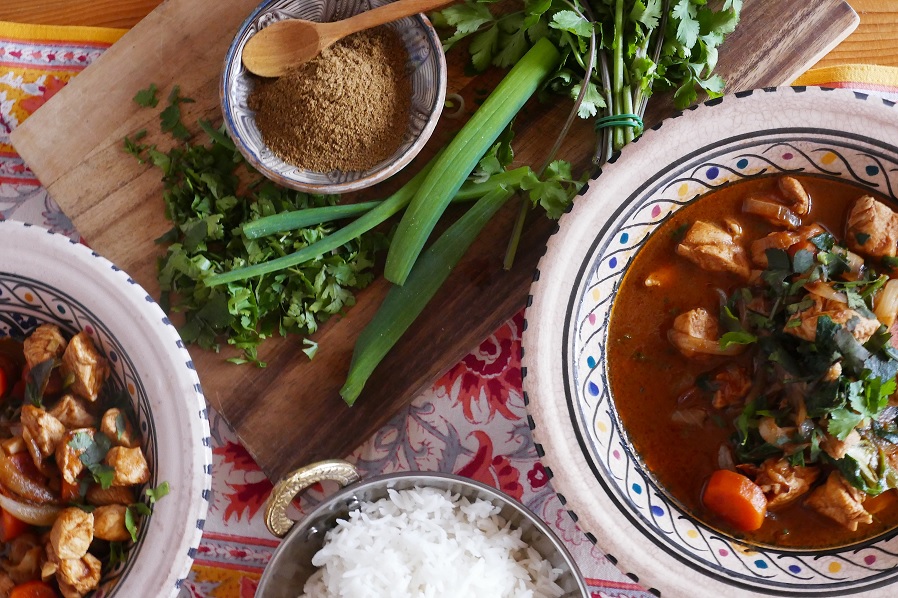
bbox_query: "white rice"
[298,487,567,598]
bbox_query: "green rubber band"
[594,113,644,131]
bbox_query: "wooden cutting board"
[9,0,858,482]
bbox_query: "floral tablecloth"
[5,18,898,598]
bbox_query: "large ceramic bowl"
[522,87,898,597]
[221,0,447,194]
[0,221,212,597]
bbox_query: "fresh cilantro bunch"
[126,89,387,366]
[436,0,742,160]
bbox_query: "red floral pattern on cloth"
[2,24,653,598]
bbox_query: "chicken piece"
[744,193,802,229]
[669,308,717,358]
[93,504,131,542]
[0,571,13,596]
[20,405,66,459]
[822,429,862,460]
[749,224,824,268]
[60,332,109,402]
[50,508,94,560]
[711,366,751,409]
[86,483,135,506]
[846,195,898,258]
[778,176,811,215]
[785,295,881,344]
[805,471,873,531]
[1,533,44,585]
[57,553,101,598]
[753,457,820,510]
[105,446,150,486]
[676,220,751,279]
[22,324,66,371]
[49,395,97,429]
[100,408,140,449]
[56,429,92,485]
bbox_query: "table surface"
[0,0,896,69]
[1,1,897,597]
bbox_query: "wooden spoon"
[242,0,454,78]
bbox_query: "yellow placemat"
[794,63,898,93]
[0,21,126,159]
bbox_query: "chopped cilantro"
[132,83,159,108]
[827,407,865,440]
[719,331,757,349]
[146,481,171,503]
[855,232,871,246]
[159,85,195,141]
[809,232,836,251]
[25,358,56,407]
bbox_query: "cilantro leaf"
[827,408,865,440]
[159,85,194,141]
[441,3,494,35]
[719,331,757,349]
[469,25,500,71]
[25,358,57,407]
[133,84,159,108]
[146,481,171,503]
[125,506,139,542]
[550,11,593,38]
[632,0,663,29]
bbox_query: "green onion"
[242,201,382,239]
[341,186,515,405]
[241,167,530,240]
[203,158,439,286]
[383,38,562,286]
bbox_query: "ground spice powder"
[249,26,412,173]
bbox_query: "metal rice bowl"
[256,459,589,597]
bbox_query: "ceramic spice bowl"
[221,0,447,194]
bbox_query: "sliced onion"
[804,281,847,304]
[0,449,56,505]
[671,408,707,427]
[874,279,898,328]
[743,195,801,229]
[758,417,796,447]
[668,330,746,357]
[718,444,736,471]
[0,491,60,526]
[843,250,865,276]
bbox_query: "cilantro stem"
[611,0,625,151]
[503,1,595,271]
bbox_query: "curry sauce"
[607,175,898,548]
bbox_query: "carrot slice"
[9,580,58,598]
[0,507,30,542]
[702,469,768,531]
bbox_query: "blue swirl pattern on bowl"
[221,0,446,193]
